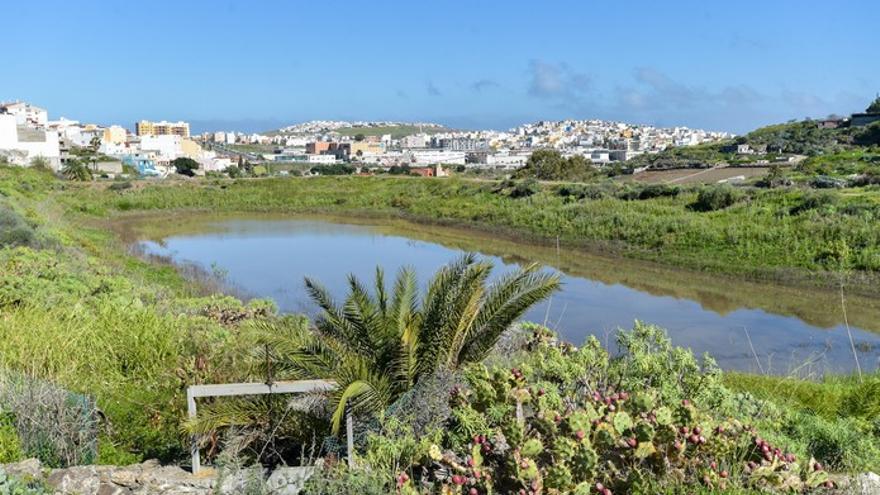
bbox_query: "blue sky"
[2,0,878,133]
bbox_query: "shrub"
[171,157,200,177]
[810,176,846,189]
[323,325,838,494]
[789,192,838,215]
[0,370,99,467]
[513,150,598,182]
[303,462,395,495]
[508,179,539,199]
[107,181,132,191]
[690,186,745,212]
[617,184,681,201]
[0,204,41,249]
[0,467,49,495]
[0,415,23,463]
[61,161,92,181]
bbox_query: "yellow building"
[350,141,382,156]
[181,138,203,159]
[103,125,127,144]
[136,120,190,138]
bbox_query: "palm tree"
[61,160,92,181]
[287,254,560,432]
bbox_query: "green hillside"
[334,124,449,139]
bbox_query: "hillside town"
[0,99,735,177]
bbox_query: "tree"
[866,96,880,114]
[61,160,92,181]
[224,165,243,178]
[354,133,366,142]
[89,135,102,152]
[282,255,560,432]
[513,149,597,182]
[171,157,200,177]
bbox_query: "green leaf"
[613,411,633,435]
[654,406,673,426]
[634,441,656,459]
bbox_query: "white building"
[401,133,429,149]
[590,150,611,164]
[197,151,233,172]
[409,150,466,165]
[307,154,337,164]
[213,131,226,143]
[0,102,48,128]
[0,114,61,170]
[139,135,183,162]
[486,152,530,169]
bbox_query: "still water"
[126,214,880,375]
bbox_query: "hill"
[333,124,450,139]
[628,119,880,173]
[264,122,451,139]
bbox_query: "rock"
[136,465,214,494]
[852,472,880,495]
[1,459,317,495]
[108,469,138,487]
[47,465,103,494]
[97,483,132,495]
[267,467,316,494]
[217,466,265,494]
[1,458,42,479]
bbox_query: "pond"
[121,213,880,375]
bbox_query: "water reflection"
[123,214,880,375]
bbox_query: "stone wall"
[1,458,315,495]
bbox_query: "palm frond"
[418,254,478,374]
[459,264,560,364]
[374,266,388,317]
[305,276,374,356]
[328,366,393,434]
[388,266,421,387]
[442,260,492,369]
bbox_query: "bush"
[617,184,681,201]
[107,181,132,191]
[690,186,745,212]
[321,325,840,494]
[810,175,846,189]
[514,150,598,182]
[171,157,200,177]
[303,462,395,495]
[0,204,41,249]
[0,467,49,495]
[790,192,838,215]
[509,179,539,199]
[0,370,98,467]
[0,415,23,463]
[310,164,355,176]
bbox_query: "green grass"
[334,124,448,139]
[60,175,880,292]
[0,167,281,464]
[225,143,277,154]
[1,165,879,476]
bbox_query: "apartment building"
[103,125,127,144]
[135,120,190,138]
[0,101,48,128]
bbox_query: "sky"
[2,0,878,134]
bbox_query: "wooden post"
[187,388,200,474]
[346,412,355,468]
